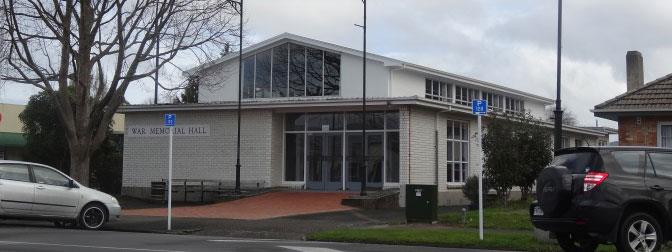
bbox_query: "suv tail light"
[584,171,608,191]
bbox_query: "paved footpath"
[0,225,513,252]
[123,192,355,220]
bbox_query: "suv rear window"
[550,152,601,174]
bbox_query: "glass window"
[424,79,451,102]
[306,113,343,131]
[254,50,272,98]
[285,134,304,181]
[386,111,399,130]
[306,49,323,96]
[285,113,305,131]
[386,132,399,183]
[455,86,478,106]
[447,120,469,183]
[272,44,289,97]
[324,52,340,96]
[649,152,672,179]
[33,166,70,187]
[0,164,30,182]
[612,151,645,175]
[242,57,255,98]
[289,44,306,97]
[346,112,384,130]
[661,125,672,148]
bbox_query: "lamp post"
[234,0,243,194]
[354,0,368,197]
[553,0,563,151]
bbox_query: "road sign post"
[164,113,176,231]
[472,100,487,240]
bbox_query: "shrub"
[462,175,490,208]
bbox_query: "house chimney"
[626,51,644,91]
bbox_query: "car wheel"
[79,203,107,230]
[617,213,662,252]
[556,232,599,252]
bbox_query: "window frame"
[424,79,452,102]
[657,122,672,148]
[446,119,470,184]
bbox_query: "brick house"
[593,51,672,147]
[120,33,608,206]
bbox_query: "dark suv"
[530,147,672,252]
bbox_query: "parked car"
[0,160,121,230]
[530,147,672,252]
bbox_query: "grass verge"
[307,227,620,252]
[439,205,532,230]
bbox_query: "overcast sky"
[2,0,671,128]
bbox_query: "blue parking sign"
[164,114,176,127]
[472,100,488,115]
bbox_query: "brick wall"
[619,116,672,146]
[121,109,276,198]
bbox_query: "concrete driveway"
[123,191,355,220]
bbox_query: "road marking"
[0,240,186,252]
[279,246,345,252]
[207,238,283,243]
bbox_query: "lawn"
[439,200,533,230]
[307,227,617,252]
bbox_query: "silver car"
[0,160,121,230]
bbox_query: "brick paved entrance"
[123,192,355,220]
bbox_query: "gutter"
[435,108,452,186]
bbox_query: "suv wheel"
[617,213,661,252]
[78,203,107,230]
[556,233,598,252]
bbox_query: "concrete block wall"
[121,109,274,198]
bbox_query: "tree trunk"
[69,146,91,186]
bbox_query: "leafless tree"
[1,0,240,185]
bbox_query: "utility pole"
[554,0,564,151]
[359,0,368,196]
[154,2,159,104]
[235,0,243,194]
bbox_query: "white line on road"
[0,240,186,252]
[279,245,345,252]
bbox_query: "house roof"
[593,73,672,120]
[184,33,555,105]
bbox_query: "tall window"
[660,124,672,147]
[447,120,469,183]
[455,86,478,106]
[243,43,341,99]
[425,79,451,102]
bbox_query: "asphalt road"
[0,223,511,252]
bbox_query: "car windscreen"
[550,152,601,174]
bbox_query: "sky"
[2,0,672,128]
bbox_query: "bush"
[462,175,490,208]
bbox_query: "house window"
[425,79,451,102]
[561,137,570,148]
[244,43,341,99]
[455,86,478,106]
[447,120,469,183]
[0,150,4,160]
[660,124,672,148]
[483,92,504,112]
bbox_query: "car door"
[31,165,80,217]
[0,163,35,215]
[645,152,672,220]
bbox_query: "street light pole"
[235,0,243,194]
[360,0,368,197]
[154,2,159,105]
[553,0,564,151]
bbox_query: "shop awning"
[0,132,27,147]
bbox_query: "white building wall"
[339,54,389,98]
[390,69,425,97]
[121,109,275,198]
[198,60,239,103]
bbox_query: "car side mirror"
[69,179,79,188]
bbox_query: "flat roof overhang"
[119,96,606,137]
[592,108,672,121]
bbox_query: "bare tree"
[1,0,239,185]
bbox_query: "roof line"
[594,72,672,109]
[184,33,555,104]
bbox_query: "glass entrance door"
[346,132,384,191]
[306,133,343,190]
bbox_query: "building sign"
[125,125,210,137]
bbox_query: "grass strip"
[307,227,618,252]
